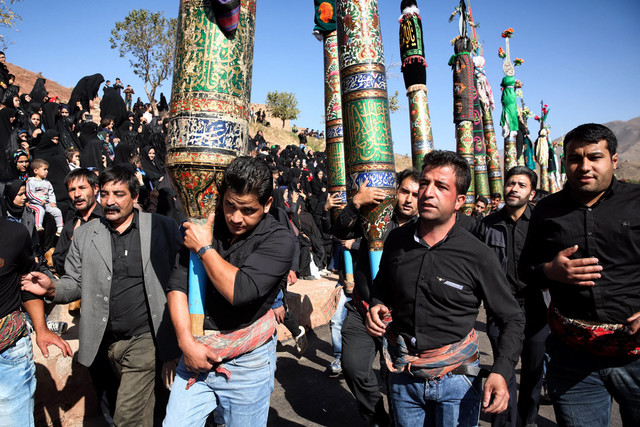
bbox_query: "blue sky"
[6,0,640,156]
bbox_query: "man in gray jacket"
[23,165,186,426]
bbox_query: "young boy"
[26,158,64,234]
[65,148,80,170]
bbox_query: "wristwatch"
[197,244,214,259]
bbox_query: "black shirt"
[105,211,151,338]
[168,214,295,331]
[520,178,640,324]
[331,200,415,302]
[480,205,531,300]
[371,221,524,380]
[0,219,37,318]
[53,204,104,275]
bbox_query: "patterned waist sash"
[0,310,27,354]
[549,304,640,357]
[186,310,277,389]
[382,322,479,380]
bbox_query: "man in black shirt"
[480,166,547,427]
[163,157,295,426]
[367,151,524,426]
[331,169,420,426]
[53,168,103,275]
[23,165,185,426]
[1,218,71,425]
[519,123,640,426]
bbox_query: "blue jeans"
[389,361,482,427]
[0,335,36,427]
[329,287,350,358]
[163,335,277,427]
[546,334,640,427]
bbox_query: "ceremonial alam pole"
[399,0,433,170]
[451,35,476,215]
[336,0,396,278]
[166,0,256,334]
[313,0,354,284]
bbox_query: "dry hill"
[8,62,72,102]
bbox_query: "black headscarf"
[158,93,169,112]
[113,143,136,166]
[0,107,16,179]
[140,145,164,182]
[4,179,26,218]
[32,129,62,159]
[79,122,105,171]
[29,78,48,104]
[100,86,128,128]
[41,102,58,131]
[68,73,104,114]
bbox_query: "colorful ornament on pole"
[400,1,433,170]
[336,0,396,278]
[167,0,256,334]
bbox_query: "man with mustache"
[22,165,185,426]
[478,166,546,427]
[52,168,103,275]
[519,123,640,426]
[366,151,524,426]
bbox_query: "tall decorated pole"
[336,0,396,278]
[399,0,433,170]
[167,0,256,335]
[449,1,475,215]
[313,0,353,285]
[471,79,489,203]
[473,53,503,197]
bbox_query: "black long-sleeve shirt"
[168,214,295,331]
[371,221,524,380]
[519,178,640,324]
[0,219,37,318]
[331,200,414,302]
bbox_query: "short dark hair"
[220,156,272,205]
[30,158,48,171]
[396,168,420,187]
[421,150,471,196]
[475,196,488,205]
[65,168,99,189]
[99,164,139,197]
[564,123,617,157]
[532,189,550,204]
[491,192,502,200]
[504,166,538,190]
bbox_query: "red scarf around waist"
[0,310,27,354]
[549,304,640,357]
[186,310,277,389]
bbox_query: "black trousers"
[341,303,389,425]
[487,293,549,427]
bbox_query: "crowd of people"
[0,58,638,427]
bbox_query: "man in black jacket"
[479,166,547,427]
[53,168,103,275]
